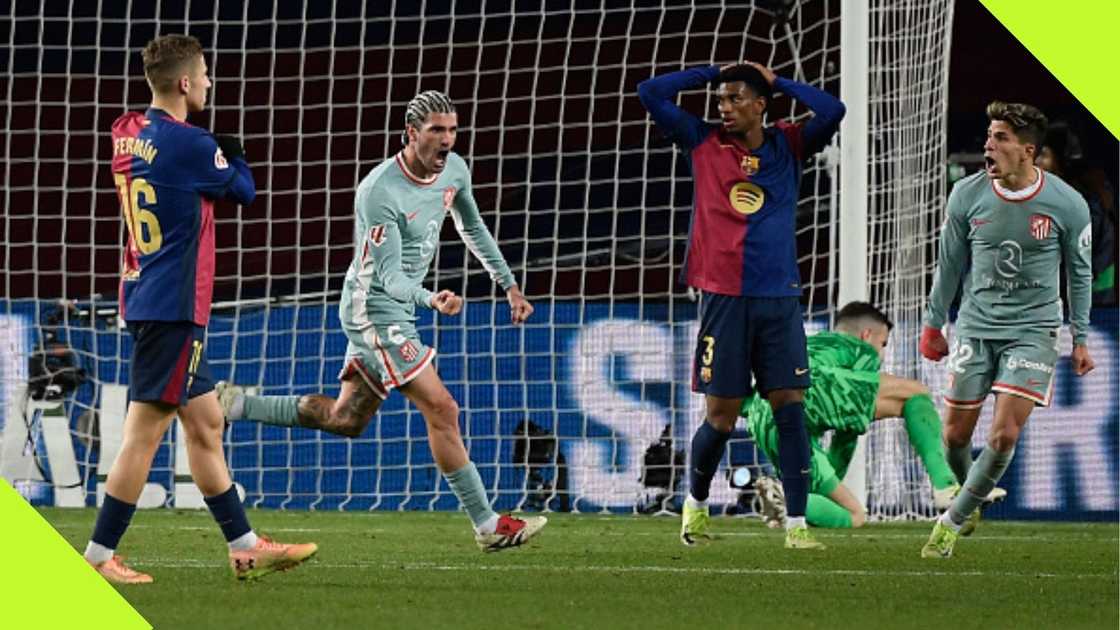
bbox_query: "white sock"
[939,511,963,532]
[685,494,708,510]
[84,541,114,565]
[227,393,246,420]
[228,530,259,551]
[785,516,807,530]
[474,514,500,535]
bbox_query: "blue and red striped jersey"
[111,108,255,326]
[638,65,845,297]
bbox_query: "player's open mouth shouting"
[983,154,998,176]
[435,148,450,171]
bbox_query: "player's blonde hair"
[986,101,1047,152]
[142,34,203,95]
[401,90,456,145]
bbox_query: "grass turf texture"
[40,509,1118,630]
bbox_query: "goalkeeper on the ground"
[743,302,1001,528]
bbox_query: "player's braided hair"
[986,101,1048,152]
[142,34,203,94]
[401,90,456,145]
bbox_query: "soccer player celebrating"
[919,102,1095,559]
[85,34,317,584]
[217,90,546,552]
[638,62,845,549]
[744,302,1002,529]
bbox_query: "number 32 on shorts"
[947,339,973,373]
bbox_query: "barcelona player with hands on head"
[638,61,845,549]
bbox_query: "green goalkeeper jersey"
[923,169,1093,344]
[743,331,882,438]
[340,152,515,327]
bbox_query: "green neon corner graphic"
[0,480,150,629]
[981,0,1120,139]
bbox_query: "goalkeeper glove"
[214,134,245,160]
[919,326,949,361]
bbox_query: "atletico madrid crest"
[399,340,419,362]
[1029,214,1052,240]
[740,155,759,177]
[443,186,457,210]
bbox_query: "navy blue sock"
[90,493,137,550]
[774,402,811,517]
[203,485,252,543]
[689,421,732,502]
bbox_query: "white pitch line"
[129,559,1116,580]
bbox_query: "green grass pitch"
[40,509,1118,630]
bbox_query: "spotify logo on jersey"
[729,182,765,215]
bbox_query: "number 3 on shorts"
[701,335,715,366]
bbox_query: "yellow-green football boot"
[920,519,959,559]
[680,501,712,546]
[784,525,826,550]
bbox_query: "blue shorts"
[126,321,214,406]
[691,293,810,399]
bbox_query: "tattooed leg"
[295,375,382,438]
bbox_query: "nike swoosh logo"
[406,211,420,222]
[794,368,808,376]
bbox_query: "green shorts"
[747,416,841,497]
[943,330,1060,408]
[338,321,434,400]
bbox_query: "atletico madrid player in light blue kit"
[84,34,317,584]
[638,62,845,549]
[919,102,1095,558]
[219,90,547,552]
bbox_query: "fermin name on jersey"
[113,137,158,164]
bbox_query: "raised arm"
[773,76,846,156]
[637,65,718,149]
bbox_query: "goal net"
[0,0,952,519]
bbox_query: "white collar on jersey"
[992,166,1044,200]
[395,152,439,186]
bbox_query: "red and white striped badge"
[370,225,387,247]
[1029,214,1052,240]
[443,186,457,210]
[399,340,419,362]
